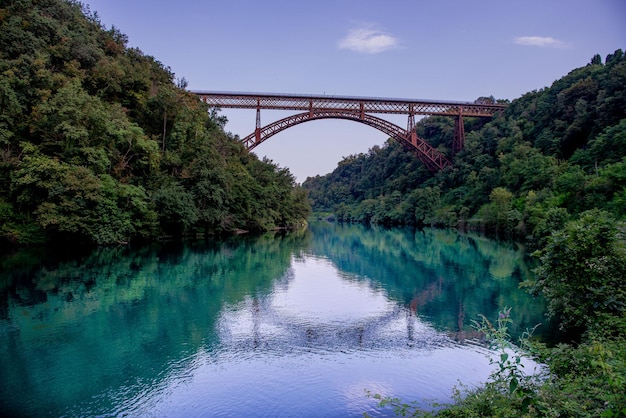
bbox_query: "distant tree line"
[0,0,310,247]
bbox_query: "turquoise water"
[0,223,548,417]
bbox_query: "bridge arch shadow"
[241,110,451,171]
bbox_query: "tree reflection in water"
[0,222,550,417]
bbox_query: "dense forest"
[305,53,626,416]
[304,52,625,248]
[0,0,310,247]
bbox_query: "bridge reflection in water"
[0,223,548,417]
[194,91,506,171]
[218,254,484,356]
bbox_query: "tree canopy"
[0,0,310,247]
[303,50,626,248]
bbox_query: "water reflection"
[218,255,447,355]
[0,223,547,417]
[307,222,544,339]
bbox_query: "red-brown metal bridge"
[193,91,506,171]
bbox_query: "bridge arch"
[195,91,507,171]
[240,109,451,171]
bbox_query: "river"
[0,222,549,417]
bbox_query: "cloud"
[338,26,399,54]
[514,36,567,48]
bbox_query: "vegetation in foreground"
[0,0,310,248]
[367,211,626,416]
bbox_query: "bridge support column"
[255,103,261,144]
[407,106,417,145]
[453,114,465,155]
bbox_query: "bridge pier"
[255,102,261,144]
[407,105,417,146]
[453,114,465,156]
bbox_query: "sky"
[82,0,625,183]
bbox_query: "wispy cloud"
[514,36,567,48]
[338,25,399,54]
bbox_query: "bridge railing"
[192,91,506,118]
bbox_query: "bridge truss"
[194,91,506,171]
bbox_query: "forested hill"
[0,0,310,247]
[303,51,626,246]
[302,52,626,416]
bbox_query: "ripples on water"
[0,225,547,417]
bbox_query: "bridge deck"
[193,91,506,118]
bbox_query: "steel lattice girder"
[194,91,506,118]
[194,91,506,171]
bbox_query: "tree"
[413,186,441,226]
[1,0,310,246]
[531,209,626,332]
[590,54,602,65]
[474,187,521,235]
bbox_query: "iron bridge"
[193,91,506,171]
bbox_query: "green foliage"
[498,142,558,193]
[530,210,626,331]
[413,187,441,226]
[537,333,626,417]
[572,119,626,169]
[447,315,626,418]
[0,0,309,246]
[368,309,545,417]
[473,187,522,235]
[471,308,542,411]
[151,180,198,236]
[304,50,626,244]
[10,143,157,244]
[0,196,45,245]
[369,309,626,417]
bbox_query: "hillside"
[303,51,626,246]
[0,0,310,247]
[302,51,626,416]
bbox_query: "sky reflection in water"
[0,224,548,417]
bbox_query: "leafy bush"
[530,209,626,331]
